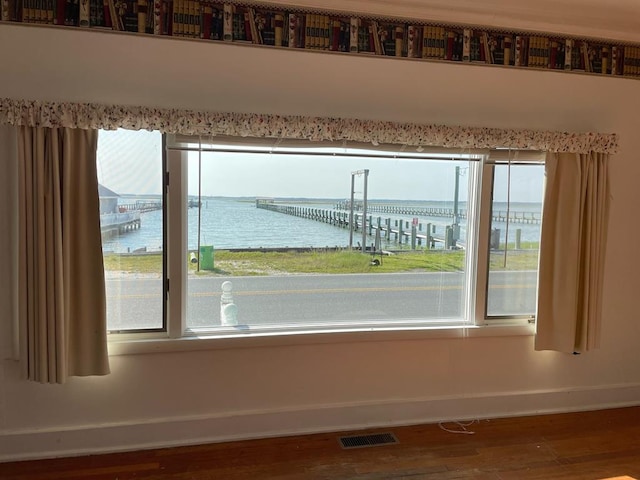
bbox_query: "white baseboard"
[2,382,640,463]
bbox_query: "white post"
[220,281,237,326]
[361,169,369,253]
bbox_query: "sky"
[96,129,544,203]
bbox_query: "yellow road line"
[107,284,535,299]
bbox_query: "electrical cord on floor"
[438,420,479,435]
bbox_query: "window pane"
[185,150,474,331]
[97,129,164,331]
[487,163,544,317]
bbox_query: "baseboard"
[2,382,640,462]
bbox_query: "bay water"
[102,197,542,254]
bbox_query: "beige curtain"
[535,151,610,354]
[18,126,110,383]
[0,126,19,360]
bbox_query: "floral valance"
[0,98,618,154]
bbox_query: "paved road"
[106,271,537,331]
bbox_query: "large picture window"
[99,130,545,337]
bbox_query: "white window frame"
[107,135,543,352]
[480,151,546,326]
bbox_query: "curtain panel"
[535,152,610,353]
[0,126,19,361]
[18,126,110,383]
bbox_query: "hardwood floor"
[1,407,640,479]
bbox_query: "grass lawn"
[103,248,539,276]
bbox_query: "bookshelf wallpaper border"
[0,98,619,154]
[2,0,640,79]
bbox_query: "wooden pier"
[335,200,541,225]
[117,201,163,213]
[100,201,167,238]
[256,200,460,249]
[100,211,141,238]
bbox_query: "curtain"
[17,126,110,383]
[535,152,610,354]
[0,126,19,360]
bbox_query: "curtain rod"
[166,145,479,161]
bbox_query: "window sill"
[107,323,535,356]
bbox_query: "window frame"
[481,151,546,326]
[105,132,543,346]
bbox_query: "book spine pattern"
[349,17,358,53]
[462,28,471,61]
[611,46,619,75]
[274,12,283,46]
[289,12,298,48]
[222,2,232,41]
[78,0,89,26]
[394,25,403,57]
[4,0,638,80]
[1,0,9,21]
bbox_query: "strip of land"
[103,249,538,276]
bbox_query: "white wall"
[1,22,640,461]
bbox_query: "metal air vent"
[338,432,399,449]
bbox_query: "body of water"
[102,197,542,253]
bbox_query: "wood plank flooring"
[1,406,639,479]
